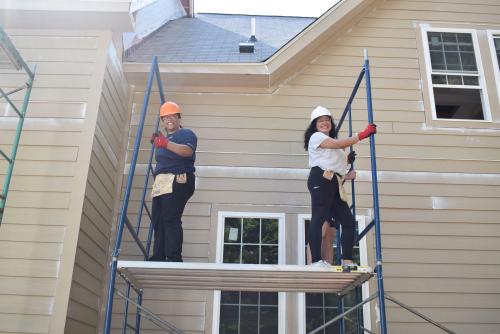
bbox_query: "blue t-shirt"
[154,128,197,175]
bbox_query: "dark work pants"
[150,172,195,262]
[307,166,355,263]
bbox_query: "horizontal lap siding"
[0,30,102,334]
[348,1,499,333]
[120,1,500,333]
[66,44,130,333]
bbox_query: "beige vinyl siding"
[117,1,500,333]
[66,44,131,333]
[0,29,118,334]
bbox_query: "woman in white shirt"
[304,106,376,266]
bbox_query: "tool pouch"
[336,174,348,203]
[151,173,175,198]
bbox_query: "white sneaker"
[310,260,331,269]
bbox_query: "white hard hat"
[310,106,332,122]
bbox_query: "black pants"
[150,173,195,262]
[307,166,355,263]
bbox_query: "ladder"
[0,26,36,226]
[103,52,457,334]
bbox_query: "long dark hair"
[303,117,336,151]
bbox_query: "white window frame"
[487,30,500,106]
[296,214,371,334]
[421,26,492,122]
[212,211,287,334]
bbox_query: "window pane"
[343,292,358,307]
[427,32,442,50]
[261,219,279,244]
[432,74,446,84]
[445,52,460,71]
[447,75,462,85]
[457,33,473,50]
[324,308,340,334]
[242,245,259,264]
[260,292,278,305]
[223,245,241,263]
[260,306,279,334]
[306,293,324,307]
[460,52,477,71]
[442,32,458,51]
[219,305,239,334]
[221,291,239,304]
[433,87,484,120]
[241,291,258,305]
[306,308,324,333]
[261,245,278,264]
[240,306,258,334]
[463,76,479,86]
[345,318,359,334]
[243,218,260,243]
[495,37,500,70]
[224,217,241,243]
[429,51,445,70]
[325,293,339,307]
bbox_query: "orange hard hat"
[159,101,181,117]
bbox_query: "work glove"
[153,133,169,149]
[347,151,356,164]
[358,124,377,141]
[150,132,160,144]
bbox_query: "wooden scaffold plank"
[117,261,372,295]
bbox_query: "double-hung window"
[213,212,285,334]
[422,28,490,121]
[297,215,371,334]
[487,31,500,103]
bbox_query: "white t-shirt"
[308,132,348,175]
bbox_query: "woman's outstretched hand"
[357,124,377,141]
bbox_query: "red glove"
[358,124,377,141]
[153,133,169,148]
[150,132,160,144]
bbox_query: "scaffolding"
[0,26,36,226]
[103,52,457,334]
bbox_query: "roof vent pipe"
[239,17,257,53]
[248,17,257,42]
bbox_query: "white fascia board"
[123,62,271,90]
[0,0,134,31]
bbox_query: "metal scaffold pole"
[363,48,388,334]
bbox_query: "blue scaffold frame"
[103,51,457,334]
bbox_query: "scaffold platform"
[117,261,373,295]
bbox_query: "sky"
[194,0,341,18]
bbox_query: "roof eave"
[124,62,273,93]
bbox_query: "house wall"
[0,29,124,334]
[65,43,131,333]
[117,0,500,333]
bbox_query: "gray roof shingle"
[125,13,315,63]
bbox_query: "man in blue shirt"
[149,101,197,262]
